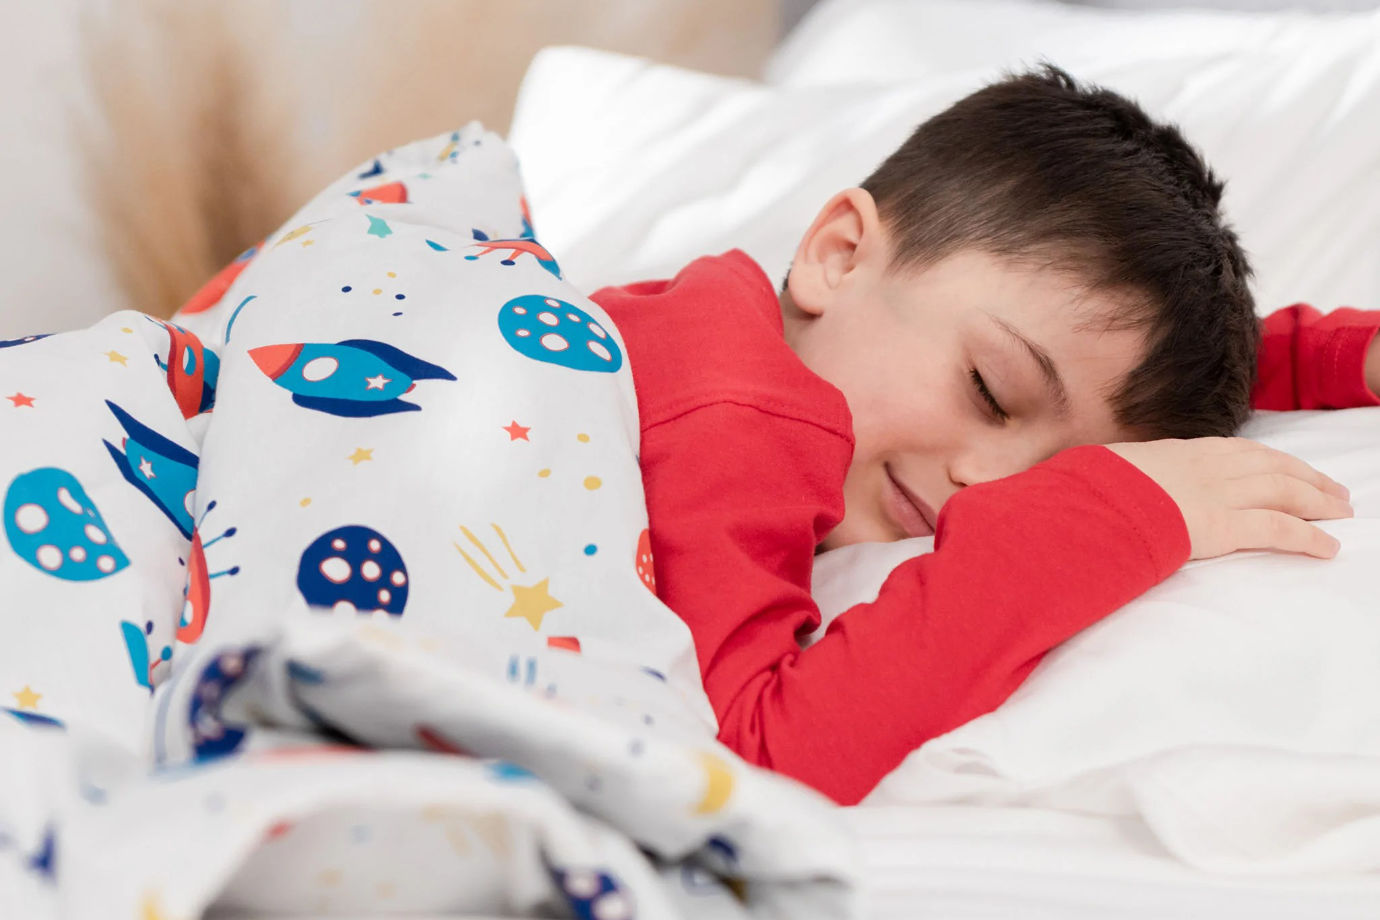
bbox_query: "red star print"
[503,420,531,441]
[6,393,34,408]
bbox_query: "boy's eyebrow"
[985,313,1071,417]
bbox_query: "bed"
[504,0,1380,916]
[5,0,1380,917]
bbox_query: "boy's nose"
[948,441,1048,490]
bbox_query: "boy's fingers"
[1236,509,1341,559]
[1229,473,1354,521]
[1223,447,1350,500]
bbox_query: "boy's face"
[782,189,1148,551]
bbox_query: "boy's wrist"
[1365,330,1380,399]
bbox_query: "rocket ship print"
[466,230,562,279]
[150,318,219,418]
[102,400,199,539]
[248,339,455,417]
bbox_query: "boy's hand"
[1366,332,1380,398]
[1105,438,1353,560]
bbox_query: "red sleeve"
[642,403,1190,805]
[1252,304,1380,410]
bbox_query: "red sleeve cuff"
[1321,322,1380,408]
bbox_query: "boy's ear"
[787,187,884,318]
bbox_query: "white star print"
[139,457,155,479]
[365,374,392,390]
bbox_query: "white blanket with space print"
[0,124,857,920]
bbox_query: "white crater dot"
[361,560,381,581]
[593,893,632,920]
[564,872,599,899]
[14,503,47,534]
[587,341,611,362]
[588,322,607,339]
[85,524,108,545]
[36,545,62,570]
[321,557,351,584]
[56,487,84,514]
[541,333,569,352]
[537,311,559,326]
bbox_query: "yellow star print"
[141,891,170,920]
[104,350,128,365]
[347,447,373,465]
[503,578,562,631]
[12,685,41,709]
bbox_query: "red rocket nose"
[248,343,303,379]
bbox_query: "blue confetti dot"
[392,312,403,317]
[341,285,352,293]
[394,293,405,300]
[584,544,597,556]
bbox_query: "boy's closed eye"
[969,367,1009,422]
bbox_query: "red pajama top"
[590,250,1380,805]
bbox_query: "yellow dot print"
[538,469,551,478]
[577,433,590,443]
[584,476,602,491]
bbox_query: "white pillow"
[816,408,1380,874]
[508,26,1380,315]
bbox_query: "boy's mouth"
[884,464,936,539]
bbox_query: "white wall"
[0,1,125,336]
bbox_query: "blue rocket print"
[102,401,199,539]
[248,339,455,417]
[3,467,130,580]
[498,296,622,373]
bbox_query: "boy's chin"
[815,517,891,553]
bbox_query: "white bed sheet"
[849,806,1380,919]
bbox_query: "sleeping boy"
[586,66,1380,805]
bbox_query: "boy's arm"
[1253,304,1380,410]
[642,403,1189,805]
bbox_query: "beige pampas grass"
[74,0,298,319]
[73,0,776,321]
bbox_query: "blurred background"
[3,0,1378,335]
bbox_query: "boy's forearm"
[736,444,1190,804]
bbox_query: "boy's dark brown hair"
[860,63,1258,439]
